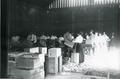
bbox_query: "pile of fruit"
[62,62,92,74]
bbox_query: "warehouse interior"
[1,0,120,79]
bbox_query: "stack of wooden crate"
[15,53,45,79]
[46,48,62,74]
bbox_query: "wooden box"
[16,53,45,69]
[39,47,47,55]
[14,67,45,79]
[46,57,58,74]
[48,48,61,57]
[8,61,16,76]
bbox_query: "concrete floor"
[5,71,120,79]
[45,72,108,79]
[45,72,120,79]
[46,72,83,79]
[8,61,120,79]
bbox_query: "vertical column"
[53,1,55,8]
[58,0,60,8]
[61,0,63,8]
[55,0,57,8]
[73,0,75,7]
[71,0,73,7]
[98,8,101,32]
[78,0,80,7]
[117,4,120,39]
[107,72,110,79]
[109,0,111,4]
[75,0,77,7]
[68,0,70,7]
[80,0,82,6]
[58,0,59,8]
[60,0,61,8]
[66,0,69,7]
[63,0,65,8]
[0,0,8,78]
[118,4,120,40]
[64,0,66,8]
[71,10,75,33]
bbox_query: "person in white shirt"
[73,33,83,53]
[93,32,100,53]
[89,31,95,54]
[73,33,84,63]
[102,32,110,52]
[85,35,91,44]
[73,34,83,44]
[85,34,93,55]
[98,33,104,48]
[103,32,110,46]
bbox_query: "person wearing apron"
[73,33,84,63]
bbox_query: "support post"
[0,0,8,78]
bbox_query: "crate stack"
[46,48,62,74]
[15,52,45,79]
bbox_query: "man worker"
[63,32,74,58]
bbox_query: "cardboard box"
[16,53,45,69]
[48,48,61,57]
[58,56,62,73]
[46,57,58,74]
[14,67,45,79]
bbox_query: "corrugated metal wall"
[49,0,120,9]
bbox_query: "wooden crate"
[48,48,61,57]
[46,57,58,74]
[14,67,45,79]
[39,47,47,55]
[16,53,45,69]
[8,61,16,76]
